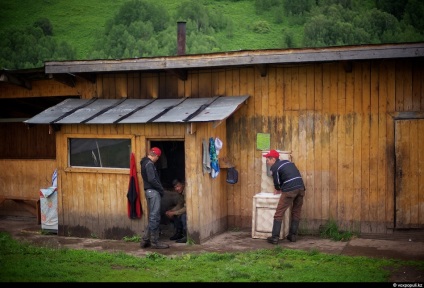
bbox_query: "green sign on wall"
[256,133,270,150]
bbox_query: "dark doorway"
[150,140,185,189]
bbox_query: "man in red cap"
[263,149,305,244]
[140,147,169,249]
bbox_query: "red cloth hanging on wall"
[127,152,142,219]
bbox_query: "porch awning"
[24,95,249,125]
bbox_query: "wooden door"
[395,119,424,228]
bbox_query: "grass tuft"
[319,219,358,241]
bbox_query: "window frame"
[64,134,135,174]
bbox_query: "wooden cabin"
[1,42,423,243]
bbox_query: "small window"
[69,138,131,168]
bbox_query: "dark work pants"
[171,213,187,232]
[274,189,305,222]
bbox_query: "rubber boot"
[151,230,169,249]
[286,220,299,242]
[267,220,282,244]
[169,228,183,240]
[140,229,151,248]
[176,230,187,243]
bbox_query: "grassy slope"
[0,0,301,60]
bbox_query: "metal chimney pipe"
[177,21,186,55]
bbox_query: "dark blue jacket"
[270,159,305,192]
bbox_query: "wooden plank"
[127,72,138,99]
[199,69,212,97]
[158,72,166,98]
[103,174,113,233]
[239,67,250,228]
[377,61,388,228]
[298,65,307,110]
[369,61,379,231]
[246,67,257,227]
[211,68,220,96]
[321,63,331,221]
[226,68,241,227]
[345,64,354,229]
[71,173,83,229]
[412,60,424,111]
[386,112,395,226]
[185,132,199,240]
[304,111,314,223]
[117,174,128,229]
[361,62,371,232]
[253,66,264,213]
[283,67,292,111]
[328,63,338,221]
[177,75,185,98]
[409,120,419,226]
[45,44,424,74]
[140,73,148,98]
[232,67,240,97]
[305,65,315,112]
[217,69,226,96]
[313,64,323,223]
[353,62,363,223]
[84,172,96,235]
[191,70,199,98]
[115,73,127,98]
[395,62,405,111]
[96,173,105,237]
[396,120,410,227]
[215,124,227,233]
[148,73,159,99]
[96,75,104,99]
[198,130,209,237]
[291,66,299,111]
[275,66,285,201]
[402,61,413,111]
[337,63,346,227]
[418,120,424,226]
[268,67,277,118]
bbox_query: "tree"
[33,18,54,36]
[92,0,172,59]
[403,0,424,33]
[283,0,314,16]
[0,26,75,69]
[376,0,408,20]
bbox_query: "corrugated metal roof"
[24,96,249,125]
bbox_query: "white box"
[252,192,290,239]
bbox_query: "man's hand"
[165,210,175,218]
[273,189,282,195]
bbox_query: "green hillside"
[1,0,301,59]
[0,0,423,68]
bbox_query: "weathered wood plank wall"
[1,58,423,238]
[0,159,56,216]
[225,60,423,233]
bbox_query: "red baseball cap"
[150,147,161,157]
[263,149,279,158]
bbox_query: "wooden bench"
[0,196,41,224]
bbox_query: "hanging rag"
[127,152,142,219]
[202,139,211,174]
[209,137,220,178]
[214,137,223,155]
